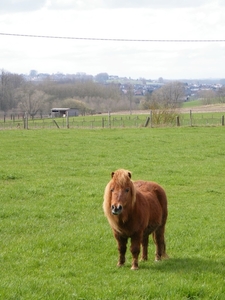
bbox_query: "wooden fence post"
[66,111,69,128]
[108,111,111,129]
[144,117,150,127]
[150,110,153,128]
[190,110,192,126]
[222,115,224,126]
[176,116,180,126]
[24,112,28,129]
[53,120,60,129]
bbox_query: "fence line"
[0,111,224,130]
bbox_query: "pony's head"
[103,169,136,218]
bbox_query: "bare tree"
[217,86,225,103]
[153,81,184,108]
[127,84,133,114]
[0,70,24,112]
[142,81,185,110]
[95,73,109,83]
[62,98,92,115]
[17,84,48,118]
[198,89,216,105]
[141,81,185,125]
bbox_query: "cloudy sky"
[0,0,225,79]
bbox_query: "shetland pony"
[103,169,168,270]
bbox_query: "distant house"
[51,108,79,118]
[134,90,143,96]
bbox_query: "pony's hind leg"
[141,233,149,261]
[152,226,168,261]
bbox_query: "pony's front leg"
[114,232,128,267]
[130,233,142,270]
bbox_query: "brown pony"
[103,169,168,270]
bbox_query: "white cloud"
[47,0,218,10]
[0,0,47,12]
[0,0,219,13]
[0,0,225,78]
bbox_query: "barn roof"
[51,108,70,111]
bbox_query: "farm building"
[51,108,79,118]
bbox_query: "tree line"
[1,70,225,119]
[0,70,126,118]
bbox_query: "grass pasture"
[0,127,225,299]
[182,99,204,108]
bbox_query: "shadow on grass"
[140,256,225,275]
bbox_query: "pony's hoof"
[131,265,139,270]
[155,255,162,261]
[140,257,147,262]
[117,263,124,267]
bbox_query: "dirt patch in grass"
[109,104,225,115]
[179,104,225,113]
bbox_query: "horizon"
[2,68,225,83]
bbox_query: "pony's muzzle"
[111,204,123,215]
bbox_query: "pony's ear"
[111,172,115,178]
[128,171,131,178]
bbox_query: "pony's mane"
[111,169,131,187]
[103,169,136,233]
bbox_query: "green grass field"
[182,99,204,108]
[1,127,225,299]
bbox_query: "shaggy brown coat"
[103,169,168,270]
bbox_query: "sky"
[0,0,225,79]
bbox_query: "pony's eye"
[111,188,114,192]
[125,188,130,193]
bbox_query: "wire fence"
[0,111,224,130]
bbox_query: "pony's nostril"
[111,204,122,215]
